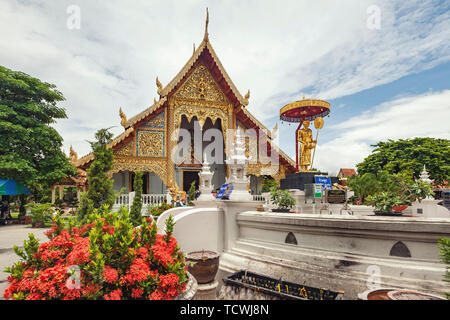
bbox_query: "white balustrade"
[142,194,167,206]
[252,194,266,202]
[114,194,129,206]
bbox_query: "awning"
[0,180,31,195]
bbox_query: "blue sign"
[216,183,233,200]
[315,176,332,190]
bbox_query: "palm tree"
[348,173,378,204]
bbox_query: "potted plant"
[28,203,54,227]
[366,192,404,216]
[270,188,296,213]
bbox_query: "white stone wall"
[170,207,225,254]
[221,212,449,299]
[157,198,450,299]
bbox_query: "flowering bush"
[147,202,172,218]
[3,206,188,300]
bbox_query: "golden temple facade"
[75,12,296,195]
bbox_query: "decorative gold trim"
[280,99,330,116]
[109,156,168,188]
[76,127,134,167]
[119,107,127,128]
[174,105,228,136]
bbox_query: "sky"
[1,0,449,175]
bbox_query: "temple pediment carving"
[173,64,229,105]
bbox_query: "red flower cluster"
[152,234,178,267]
[3,212,188,300]
[102,266,119,284]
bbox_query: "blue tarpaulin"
[0,180,31,195]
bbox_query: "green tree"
[262,176,278,193]
[0,65,76,207]
[347,173,379,204]
[187,180,196,206]
[130,171,143,226]
[77,128,115,221]
[357,138,450,184]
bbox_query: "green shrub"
[270,188,296,210]
[28,203,54,226]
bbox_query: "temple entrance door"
[182,170,200,192]
[130,172,149,194]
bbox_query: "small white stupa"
[225,131,252,201]
[419,165,434,200]
[420,165,433,185]
[196,153,215,202]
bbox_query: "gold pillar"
[166,102,177,190]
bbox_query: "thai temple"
[74,11,295,197]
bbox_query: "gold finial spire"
[193,43,196,55]
[154,98,157,104]
[272,123,278,138]
[204,8,209,41]
[156,76,163,95]
[119,107,127,128]
[243,89,250,106]
[245,89,250,100]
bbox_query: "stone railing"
[113,193,167,212]
[142,194,167,207]
[252,194,266,202]
[114,194,129,207]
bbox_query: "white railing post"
[128,191,135,210]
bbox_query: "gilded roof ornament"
[119,107,127,128]
[243,89,250,106]
[69,145,78,163]
[156,76,163,95]
[154,98,157,104]
[204,8,209,42]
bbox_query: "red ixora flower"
[104,289,123,300]
[120,258,154,285]
[149,290,164,300]
[66,237,90,266]
[102,266,119,284]
[3,212,187,301]
[151,234,178,267]
[131,287,144,299]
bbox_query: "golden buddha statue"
[297,120,317,171]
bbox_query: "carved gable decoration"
[141,110,165,129]
[136,130,164,158]
[174,64,228,103]
[114,140,133,156]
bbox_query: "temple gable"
[173,64,229,104]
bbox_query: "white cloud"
[0,0,448,159]
[314,90,450,175]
